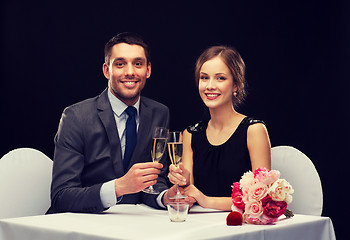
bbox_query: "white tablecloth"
[0,204,336,240]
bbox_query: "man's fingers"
[139,167,161,176]
[134,175,158,191]
[136,162,163,169]
[142,179,157,188]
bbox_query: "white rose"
[240,171,254,189]
[269,179,294,202]
[285,194,293,204]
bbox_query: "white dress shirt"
[100,88,166,209]
[108,88,140,159]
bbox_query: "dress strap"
[245,117,265,126]
[187,118,264,134]
[187,121,207,134]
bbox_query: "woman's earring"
[233,92,238,97]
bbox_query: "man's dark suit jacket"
[48,89,170,213]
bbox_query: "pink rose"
[245,200,263,218]
[244,214,278,225]
[244,215,262,225]
[231,205,243,214]
[266,170,280,186]
[254,168,280,186]
[231,182,245,210]
[260,214,279,224]
[248,182,268,202]
[254,167,269,179]
[242,185,250,204]
[262,196,287,218]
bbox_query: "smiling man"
[103,42,149,106]
[48,33,177,214]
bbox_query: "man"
[49,32,176,213]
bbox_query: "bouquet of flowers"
[227,168,294,225]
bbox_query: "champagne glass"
[143,127,168,194]
[168,131,187,199]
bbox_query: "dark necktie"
[124,106,137,172]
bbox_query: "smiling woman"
[167,45,271,211]
[195,46,246,108]
[198,57,236,109]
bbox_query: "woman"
[169,46,271,211]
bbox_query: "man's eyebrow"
[133,57,146,62]
[111,57,126,62]
[112,57,146,62]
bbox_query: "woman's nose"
[206,79,216,90]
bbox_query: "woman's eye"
[218,77,226,80]
[200,76,209,80]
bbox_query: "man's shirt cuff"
[156,189,168,209]
[100,179,123,208]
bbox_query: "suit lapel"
[97,89,124,177]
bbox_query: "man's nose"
[125,63,135,77]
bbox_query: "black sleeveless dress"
[188,117,265,197]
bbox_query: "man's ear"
[146,62,151,79]
[102,63,110,79]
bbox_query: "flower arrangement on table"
[227,168,294,225]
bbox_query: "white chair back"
[0,148,53,219]
[271,146,323,216]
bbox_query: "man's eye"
[134,62,143,67]
[115,62,125,67]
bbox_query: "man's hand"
[115,162,163,197]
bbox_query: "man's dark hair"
[104,32,151,65]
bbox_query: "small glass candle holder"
[167,202,189,222]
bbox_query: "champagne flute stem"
[177,202,180,218]
[168,144,174,165]
[176,184,181,196]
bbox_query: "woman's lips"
[205,93,220,100]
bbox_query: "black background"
[1,1,348,238]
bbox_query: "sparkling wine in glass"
[168,131,187,199]
[143,127,168,194]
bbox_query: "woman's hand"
[183,184,208,208]
[162,185,197,207]
[184,185,233,211]
[168,163,190,186]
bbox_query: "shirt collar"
[107,88,140,117]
